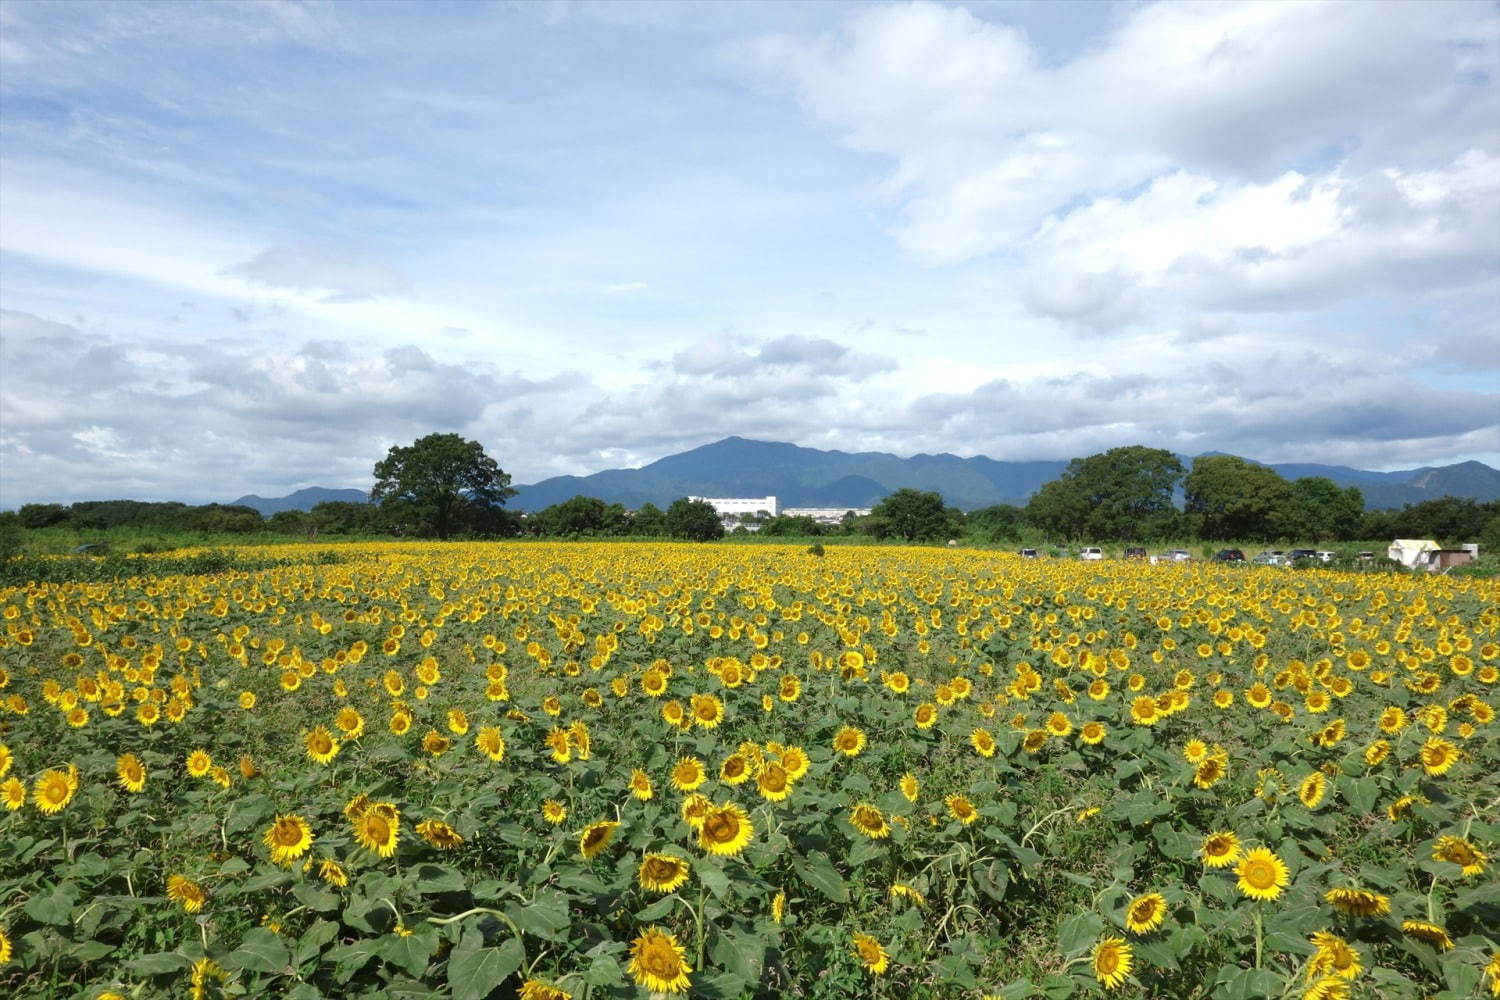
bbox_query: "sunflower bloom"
[671,756,706,792]
[540,800,568,825]
[1432,836,1488,877]
[1419,737,1459,776]
[34,768,76,814]
[1307,931,1361,981]
[416,819,464,850]
[945,794,978,825]
[1236,847,1289,901]
[627,927,692,994]
[353,803,401,857]
[1092,937,1133,990]
[116,753,147,793]
[851,932,889,975]
[756,762,793,802]
[474,726,506,762]
[849,803,890,839]
[1401,920,1454,950]
[1324,886,1389,917]
[638,853,691,893]
[833,726,866,756]
[1201,831,1242,868]
[263,814,314,866]
[1,777,24,811]
[579,820,620,860]
[166,874,207,914]
[518,980,573,1000]
[697,802,753,856]
[304,726,339,765]
[1124,892,1166,935]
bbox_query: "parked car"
[1123,546,1147,560]
[1164,549,1192,563]
[1212,549,1246,562]
[1019,548,1038,559]
[1251,551,1285,565]
[1315,551,1336,563]
[1080,547,1103,561]
[1355,551,1375,562]
[1287,549,1320,564]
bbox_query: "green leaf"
[710,928,765,982]
[505,890,570,941]
[793,850,849,903]
[413,863,466,894]
[1343,776,1379,814]
[985,978,1034,999]
[224,927,292,975]
[1221,968,1281,1000]
[24,883,78,925]
[934,953,979,989]
[1057,912,1103,957]
[129,951,193,976]
[379,932,436,978]
[291,884,341,913]
[447,938,524,1000]
[695,857,731,899]
[296,920,340,968]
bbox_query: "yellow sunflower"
[304,726,339,765]
[627,927,692,994]
[719,753,751,785]
[1092,937,1133,990]
[1419,736,1459,776]
[778,746,810,781]
[166,874,207,914]
[579,820,620,860]
[116,753,147,793]
[970,728,997,757]
[540,800,568,825]
[638,853,691,893]
[1307,931,1361,981]
[851,932,889,975]
[1324,886,1389,917]
[263,814,314,866]
[416,819,464,849]
[629,768,654,801]
[474,725,506,762]
[669,756,705,792]
[2,777,24,811]
[1401,920,1453,950]
[1432,836,1488,877]
[1298,772,1327,809]
[1124,892,1166,935]
[945,794,978,825]
[833,726,866,756]
[186,749,213,778]
[849,803,890,839]
[697,802,753,856]
[34,768,76,815]
[900,772,920,802]
[1236,847,1289,901]
[353,803,400,857]
[756,762,793,802]
[518,979,572,1000]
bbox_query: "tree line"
[5,436,1497,548]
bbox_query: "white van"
[1080,547,1103,561]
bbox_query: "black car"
[1123,546,1147,560]
[1212,549,1245,562]
[1287,549,1320,563]
[1019,548,1038,559]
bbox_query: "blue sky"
[1,0,1497,506]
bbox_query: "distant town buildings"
[687,496,872,531]
[688,496,779,519]
[783,506,872,525]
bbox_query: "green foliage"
[867,488,955,542]
[1027,446,1183,541]
[665,497,725,541]
[370,433,516,540]
[1184,455,1290,541]
[527,495,632,537]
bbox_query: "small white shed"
[1387,539,1438,568]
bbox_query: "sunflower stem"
[1253,906,1263,970]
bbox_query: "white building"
[783,506,872,525]
[688,496,779,520]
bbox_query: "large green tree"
[1184,455,1290,541]
[370,433,515,540]
[867,488,953,542]
[530,495,630,537]
[1027,446,1184,541]
[1278,477,1364,542]
[665,498,725,541]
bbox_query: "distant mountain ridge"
[229,442,1500,514]
[508,438,1500,512]
[232,487,367,515]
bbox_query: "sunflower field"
[1,541,1497,1000]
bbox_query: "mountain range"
[231,487,367,515]
[234,438,1500,514]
